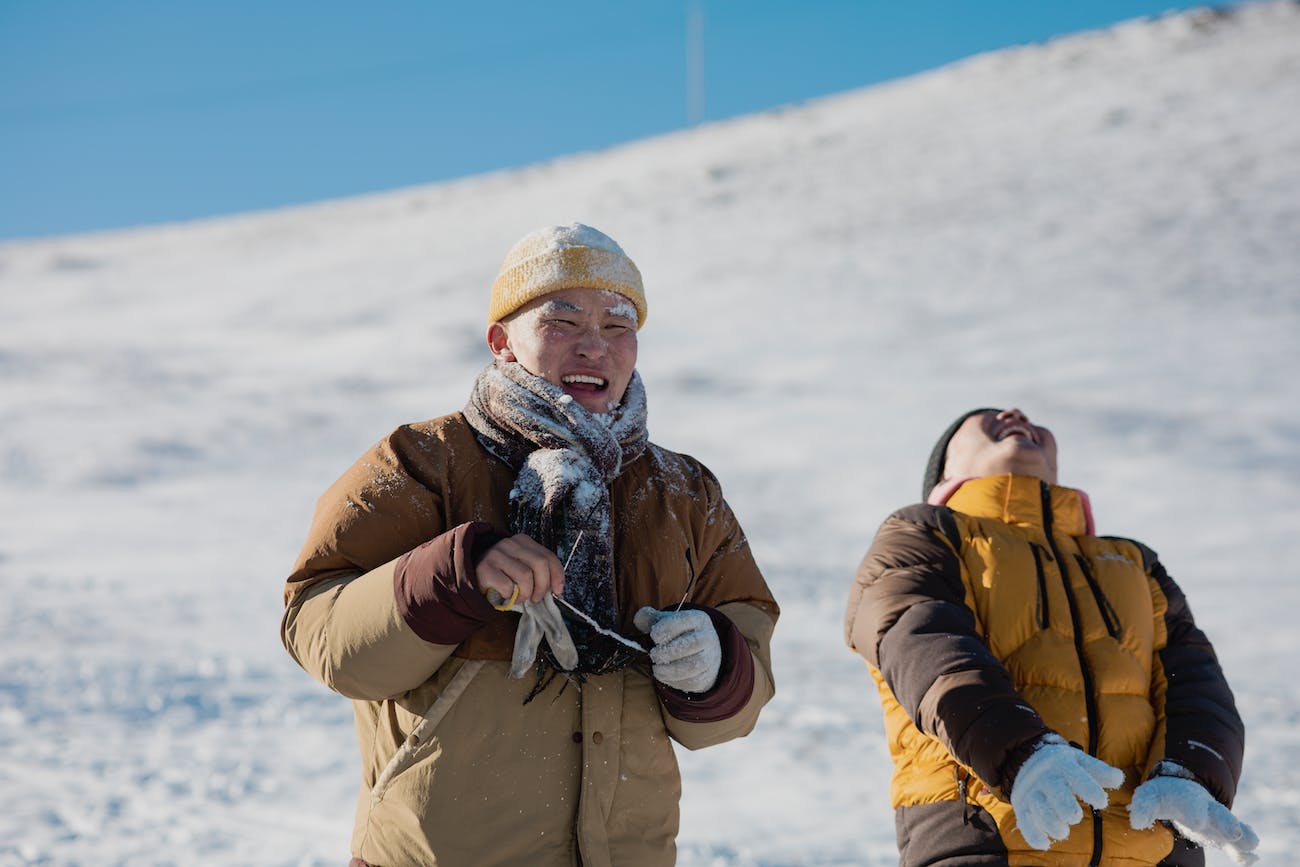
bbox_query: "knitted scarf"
[464,360,648,687]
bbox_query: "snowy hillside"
[2,3,1298,864]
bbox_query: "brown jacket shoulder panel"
[845,505,965,665]
[284,414,481,606]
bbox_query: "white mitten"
[1129,767,1259,866]
[508,593,578,678]
[1010,734,1124,850]
[633,606,721,694]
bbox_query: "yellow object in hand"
[487,585,520,611]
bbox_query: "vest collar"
[942,474,1094,536]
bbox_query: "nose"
[998,408,1030,424]
[574,324,608,358]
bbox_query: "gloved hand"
[1129,767,1259,866]
[505,593,578,678]
[634,606,722,694]
[1010,734,1125,850]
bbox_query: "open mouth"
[561,374,608,393]
[997,422,1037,444]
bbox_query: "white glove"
[508,593,578,678]
[1129,769,1259,866]
[1010,734,1125,850]
[634,606,722,694]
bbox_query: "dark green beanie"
[921,408,1000,500]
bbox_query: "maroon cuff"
[655,604,756,723]
[394,521,507,644]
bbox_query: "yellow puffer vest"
[874,474,1175,866]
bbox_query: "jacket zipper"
[954,766,972,825]
[1074,554,1122,639]
[1039,482,1103,867]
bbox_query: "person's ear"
[487,322,515,361]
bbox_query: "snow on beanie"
[488,223,647,328]
[921,407,1000,501]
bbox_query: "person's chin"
[1010,457,1052,481]
[565,389,610,414]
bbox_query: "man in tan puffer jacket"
[282,224,778,866]
[845,407,1256,866]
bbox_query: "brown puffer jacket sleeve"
[1135,542,1245,806]
[282,522,505,701]
[845,505,1050,794]
[281,426,506,701]
[659,466,777,751]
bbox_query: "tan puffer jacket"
[282,413,778,867]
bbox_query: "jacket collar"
[943,474,1093,536]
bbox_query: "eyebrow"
[537,299,583,315]
[604,299,638,322]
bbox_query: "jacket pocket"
[1074,554,1121,638]
[1030,543,1051,629]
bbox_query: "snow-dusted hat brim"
[922,407,1000,501]
[488,226,646,328]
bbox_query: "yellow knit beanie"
[488,223,646,328]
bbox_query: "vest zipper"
[1074,554,1122,639]
[954,766,972,825]
[1030,543,1052,629]
[1091,806,1104,867]
[1039,481,1103,867]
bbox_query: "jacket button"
[592,731,604,745]
[572,732,582,744]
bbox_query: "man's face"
[942,408,1059,485]
[487,287,639,414]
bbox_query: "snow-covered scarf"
[464,360,648,686]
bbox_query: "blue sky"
[1,1,1215,240]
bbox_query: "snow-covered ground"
[2,3,1298,864]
